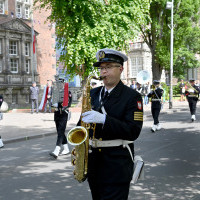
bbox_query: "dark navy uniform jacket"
[148,88,163,108]
[185,85,200,103]
[0,95,3,107]
[88,80,143,184]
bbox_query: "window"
[0,1,4,14]
[25,60,30,73]
[25,6,30,19]
[16,3,22,18]
[24,0,29,3]
[12,94,18,104]
[0,58,2,72]
[26,94,29,103]
[9,41,18,55]
[10,59,18,73]
[130,57,143,78]
[25,42,30,56]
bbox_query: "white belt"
[188,95,197,97]
[89,139,134,162]
[152,99,161,101]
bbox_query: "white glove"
[82,110,106,124]
[188,89,194,93]
[52,103,58,108]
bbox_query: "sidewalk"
[0,101,189,144]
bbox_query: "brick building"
[0,0,56,108]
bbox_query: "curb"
[3,132,56,144]
[3,127,72,145]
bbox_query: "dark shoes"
[49,152,58,159]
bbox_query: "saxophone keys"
[72,158,76,166]
[71,149,76,156]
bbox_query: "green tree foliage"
[141,0,200,80]
[34,0,150,80]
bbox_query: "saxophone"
[67,75,101,182]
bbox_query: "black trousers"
[188,101,197,115]
[31,99,38,113]
[88,180,130,200]
[54,111,68,146]
[151,107,161,125]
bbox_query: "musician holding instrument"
[49,78,72,159]
[0,94,3,120]
[185,79,200,122]
[77,48,143,200]
[148,80,163,132]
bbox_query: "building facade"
[0,0,56,108]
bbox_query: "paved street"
[0,102,200,199]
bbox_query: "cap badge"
[99,51,105,59]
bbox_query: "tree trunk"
[151,49,163,81]
[151,19,163,81]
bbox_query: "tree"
[140,0,200,80]
[34,0,150,81]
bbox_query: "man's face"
[32,83,36,87]
[190,81,195,86]
[99,62,123,88]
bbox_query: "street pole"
[167,0,174,109]
[30,4,34,83]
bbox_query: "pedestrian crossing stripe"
[134,112,143,121]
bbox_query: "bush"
[173,82,181,96]
[161,82,169,101]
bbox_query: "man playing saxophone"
[185,79,200,122]
[81,48,143,200]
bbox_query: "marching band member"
[185,79,200,122]
[49,78,72,159]
[81,48,143,200]
[148,80,163,132]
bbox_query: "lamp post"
[30,5,35,83]
[166,0,174,109]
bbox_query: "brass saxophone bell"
[67,126,88,146]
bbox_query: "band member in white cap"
[148,80,163,132]
[185,79,200,122]
[81,48,143,200]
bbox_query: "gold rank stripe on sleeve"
[134,112,143,121]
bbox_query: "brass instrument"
[67,75,101,182]
[137,70,150,84]
[185,82,199,94]
[150,85,156,90]
[0,102,8,112]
